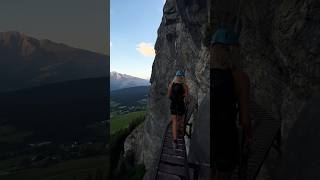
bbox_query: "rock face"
[123,123,145,164]
[123,0,210,173]
[188,94,210,165]
[228,0,320,179]
[238,0,320,143]
[145,0,210,168]
[188,94,211,180]
[124,0,320,179]
[276,93,320,180]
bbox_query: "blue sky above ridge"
[110,0,165,80]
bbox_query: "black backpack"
[170,83,185,102]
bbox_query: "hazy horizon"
[110,71,150,81]
[0,0,109,55]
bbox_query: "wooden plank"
[164,139,184,145]
[157,172,181,180]
[165,136,184,141]
[159,163,187,177]
[165,133,184,138]
[161,154,185,166]
[164,138,184,144]
[164,142,184,150]
[231,100,281,180]
[163,147,185,157]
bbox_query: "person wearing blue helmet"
[211,24,252,180]
[168,70,189,149]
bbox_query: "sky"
[0,0,109,55]
[110,0,165,80]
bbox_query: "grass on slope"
[110,86,148,106]
[0,156,109,180]
[110,111,146,135]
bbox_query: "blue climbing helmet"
[211,24,239,46]
[175,70,185,77]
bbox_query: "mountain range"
[110,71,149,91]
[0,31,108,92]
[0,77,108,153]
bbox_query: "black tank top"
[170,82,185,103]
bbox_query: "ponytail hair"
[173,76,186,84]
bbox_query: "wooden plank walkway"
[154,123,190,180]
[232,101,281,180]
[153,98,281,180]
[153,98,197,180]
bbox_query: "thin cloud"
[136,42,156,57]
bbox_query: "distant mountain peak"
[0,31,33,44]
[0,31,101,56]
[0,31,41,56]
[110,71,149,91]
[110,71,139,80]
[0,31,108,92]
[1,31,26,37]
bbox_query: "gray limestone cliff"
[123,0,210,176]
[227,0,320,179]
[238,0,320,143]
[124,0,320,179]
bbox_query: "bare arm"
[183,84,189,97]
[167,82,173,98]
[183,84,189,103]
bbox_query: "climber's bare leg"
[176,115,183,137]
[180,114,185,135]
[175,115,183,135]
[172,115,177,140]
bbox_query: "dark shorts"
[170,101,186,116]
